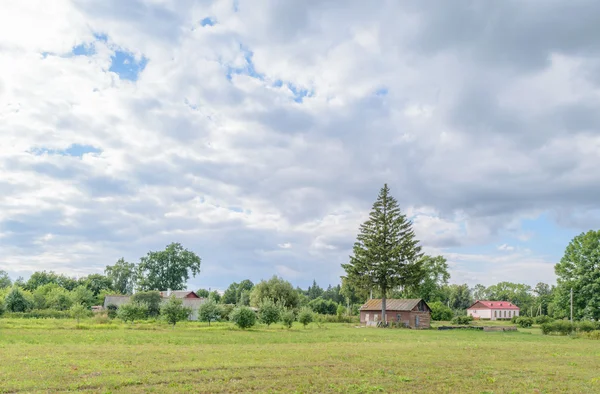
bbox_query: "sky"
[1,0,599,292]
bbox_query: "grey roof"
[360,298,424,311]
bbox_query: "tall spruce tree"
[342,184,423,324]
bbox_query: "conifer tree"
[342,184,423,323]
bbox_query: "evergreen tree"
[341,184,423,323]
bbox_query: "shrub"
[429,301,453,321]
[161,296,191,327]
[220,304,234,321]
[516,317,533,328]
[106,304,118,319]
[313,313,359,323]
[281,310,295,329]
[298,307,314,328]
[577,321,596,333]
[93,313,110,324]
[0,298,4,316]
[258,298,280,327]
[46,287,73,311]
[131,291,162,318]
[2,309,71,319]
[451,315,473,325]
[117,302,148,323]
[541,320,575,335]
[70,303,91,324]
[198,298,221,326]
[511,315,519,324]
[229,306,257,329]
[534,315,553,325]
[336,304,347,319]
[70,286,95,308]
[5,287,33,312]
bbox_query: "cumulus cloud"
[1,0,598,288]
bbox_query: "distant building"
[467,300,520,320]
[359,298,431,328]
[103,290,207,321]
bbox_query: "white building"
[467,300,520,320]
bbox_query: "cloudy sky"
[2,0,599,291]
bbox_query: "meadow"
[1,319,600,393]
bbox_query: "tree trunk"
[381,294,387,324]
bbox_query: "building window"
[494,311,497,318]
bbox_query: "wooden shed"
[360,298,431,328]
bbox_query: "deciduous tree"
[137,243,201,291]
[105,258,136,295]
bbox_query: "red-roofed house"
[467,300,520,320]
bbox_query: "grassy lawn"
[1,319,599,393]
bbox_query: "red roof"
[467,300,520,310]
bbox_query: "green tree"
[0,270,12,289]
[105,258,136,294]
[239,289,251,306]
[281,309,295,329]
[236,280,254,304]
[429,301,454,321]
[533,282,554,316]
[209,290,222,303]
[5,287,33,312]
[161,296,191,327]
[485,282,534,314]
[70,303,90,324]
[80,274,113,297]
[308,297,337,315]
[298,307,314,328]
[131,291,162,317]
[46,287,73,310]
[410,255,450,302]
[307,280,324,300]
[196,288,210,297]
[471,284,488,301]
[258,298,281,327]
[70,285,95,308]
[250,276,299,309]
[117,302,148,323]
[444,284,473,311]
[24,271,59,291]
[555,230,600,320]
[198,298,221,326]
[229,306,257,329]
[137,243,201,291]
[222,282,239,304]
[32,283,60,309]
[342,184,423,323]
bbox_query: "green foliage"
[314,314,359,323]
[70,285,95,308]
[161,296,191,326]
[342,184,423,322]
[281,310,295,329]
[219,304,235,321]
[222,280,254,305]
[258,298,281,327]
[576,321,596,333]
[298,307,314,328]
[307,280,324,300]
[554,230,600,321]
[510,315,519,324]
[229,306,257,329]
[131,291,162,317]
[137,242,202,291]
[451,315,473,325]
[534,315,554,325]
[336,304,347,318]
[106,304,118,319]
[308,297,337,315]
[32,283,60,309]
[69,303,90,323]
[24,271,78,292]
[3,309,71,319]
[196,289,210,297]
[408,255,450,302]
[46,287,73,310]
[0,298,4,316]
[429,301,454,321]
[198,298,221,326]
[541,320,575,335]
[250,276,299,309]
[105,258,136,295]
[117,302,148,323]
[5,287,33,312]
[80,274,113,297]
[442,284,473,311]
[0,270,11,289]
[209,290,221,303]
[516,317,533,328]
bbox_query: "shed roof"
[159,290,199,298]
[467,300,520,310]
[360,298,424,311]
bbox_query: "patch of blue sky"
[375,87,389,96]
[228,207,244,213]
[287,83,312,103]
[30,144,102,158]
[200,17,216,26]
[109,50,148,81]
[225,46,263,81]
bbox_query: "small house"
[467,300,520,320]
[103,290,207,321]
[360,298,431,328]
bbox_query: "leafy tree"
[444,284,473,311]
[222,282,239,304]
[471,284,488,301]
[336,304,347,319]
[342,184,423,323]
[340,277,366,306]
[485,282,534,315]
[229,306,257,329]
[70,303,90,324]
[5,287,33,312]
[236,280,254,303]
[307,280,324,300]
[555,230,600,320]
[250,276,299,309]
[533,282,554,316]
[46,287,73,310]
[198,298,221,326]
[105,258,136,294]
[0,270,12,289]
[196,289,210,298]
[161,296,191,327]
[70,285,95,308]
[322,284,344,304]
[131,291,162,317]
[239,289,251,306]
[281,310,295,329]
[13,276,25,288]
[0,298,5,316]
[308,297,337,315]
[137,243,201,291]
[56,275,79,291]
[32,283,60,309]
[209,290,222,303]
[24,271,59,291]
[429,301,454,321]
[410,255,450,302]
[117,302,148,323]
[80,274,113,297]
[258,298,281,327]
[298,307,314,328]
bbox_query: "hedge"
[3,309,71,319]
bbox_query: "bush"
[534,315,553,325]
[220,304,234,321]
[70,286,95,308]
[516,317,533,328]
[511,315,519,324]
[258,298,280,327]
[70,303,91,324]
[308,297,338,315]
[229,306,257,329]
[0,298,4,316]
[5,287,33,312]
[336,304,347,319]
[198,298,221,326]
[541,320,575,335]
[577,321,596,333]
[131,291,162,318]
[281,310,295,329]
[298,307,314,328]
[46,287,73,311]
[451,315,473,325]
[313,313,359,323]
[117,302,148,323]
[2,309,71,319]
[161,296,191,327]
[106,304,118,319]
[429,301,454,321]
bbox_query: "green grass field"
[1,319,600,393]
